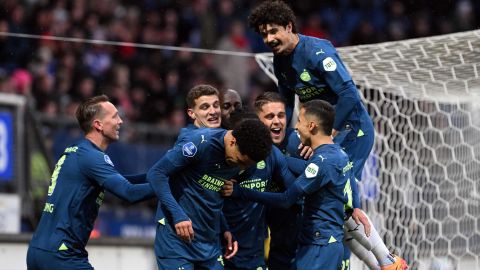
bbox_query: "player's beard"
[301,136,312,147]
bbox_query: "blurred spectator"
[455,0,476,31]
[214,20,251,99]
[301,14,329,40]
[10,69,32,95]
[387,0,410,41]
[0,0,477,126]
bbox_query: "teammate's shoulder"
[71,139,101,155]
[74,139,115,167]
[177,127,225,148]
[301,35,335,50]
[270,145,284,158]
[175,128,225,158]
[178,124,198,138]
[185,127,223,139]
[314,144,346,163]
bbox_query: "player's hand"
[223,231,238,259]
[298,143,313,159]
[175,220,194,242]
[352,208,371,237]
[221,179,236,197]
[331,129,338,138]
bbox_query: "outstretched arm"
[285,156,307,176]
[222,180,304,209]
[102,175,155,203]
[123,173,147,184]
[83,154,154,203]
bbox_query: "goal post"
[255,29,480,269]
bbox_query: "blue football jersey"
[223,146,295,265]
[236,143,351,246]
[148,128,242,259]
[274,34,373,136]
[264,128,304,269]
[29,139,153,254]
[296,144,351,245]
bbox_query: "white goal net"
[256,29,480,270]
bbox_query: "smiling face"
[259,23,297,55]
[98,101,123,142]
[187,95,221,128]
[257,102,287,145]
[295,107,312,147]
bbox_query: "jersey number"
[344,179,353,210]
[47,155,66,196]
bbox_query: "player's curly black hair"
[248,1,297,33]
[226,106,259,129]
[232,118,272,162]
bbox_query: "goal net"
[256,29,480,269]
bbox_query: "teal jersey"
[274,34,373,134]
[29,139,153,254]
[223,146,295,267]
[236,144,351,245]
[148,128,243,261]
[297,144,351,245]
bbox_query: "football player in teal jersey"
[223,100,351,270]
[147,118,273,270]
[248,2,408,270]
[27,95,154,270]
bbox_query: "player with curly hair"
[248,2,407,270]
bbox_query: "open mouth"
[270,127,282,136]
[269,40,280,51]
[208,116,219,123]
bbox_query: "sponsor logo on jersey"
[294,86,325,102]
[104,155,114,166]
[323,57,337,71]
[300,69,311,81]
[256,160,266,169]
[182,142,197,157]
[240,178,267,192]
[305,163,319,178]
[198,174,225,191]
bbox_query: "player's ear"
[286,22,293,33]
[187,109,196,120]
[92,119,102,131]
[308,121,316,132]
[230,136,237,146]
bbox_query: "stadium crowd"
[0,0,479,130]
